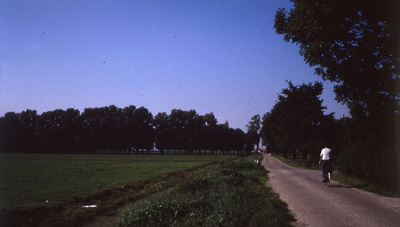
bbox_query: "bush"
[338,141,400,195]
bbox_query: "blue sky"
[0,0,348,131]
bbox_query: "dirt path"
[84,187,175,227]
[262,154,400,227]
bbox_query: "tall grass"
[118,158,294,227]
[338,141,400,196]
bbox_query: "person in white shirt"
[319,147,332,183]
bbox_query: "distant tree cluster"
[0,106,246,154]
[154,110,246,155]
[245,114,261,153]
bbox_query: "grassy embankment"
[273,154,399,197]
[117,155,294,227]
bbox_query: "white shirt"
[320,147,331,160]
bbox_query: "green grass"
[0,154,296,227]
[0,153,238,209]
[334,172,399,197]
[117,157,294,227]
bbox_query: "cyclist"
[319,146,332,184]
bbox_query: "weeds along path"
[84,187,175,227]
[113,158,294,226]
[262,154,400,227]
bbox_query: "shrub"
[338,141,400,195]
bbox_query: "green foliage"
[36,108,82,153]
[261,81,337,160]
[154,110,246,153]
[274,0,399,123]
[78,105,155,152]
[338,141,400,195]
[334,173,399,197]
[273,0,400,195]
[117,159,294,227]
[0,110,41,153]
[1,107,246,154]
[246,115,261,151]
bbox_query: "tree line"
[260,81,340,165]
[259,79,399,194]
[268,0,400,194]
[0,106,247,155]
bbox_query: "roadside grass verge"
[117,157,294,227]
[334,173,399,197]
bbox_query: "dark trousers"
[321,160,332,179]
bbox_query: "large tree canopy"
[274,0,400,130]
[261,81,337,163]
[274,1,400,192]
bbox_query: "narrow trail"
[262,154,400,227]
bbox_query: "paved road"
[262,154,400,227]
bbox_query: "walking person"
[319,146,332,184]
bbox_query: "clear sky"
[0,0,348,131]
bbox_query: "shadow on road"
[263,169,271,173]
[328,184,352,189]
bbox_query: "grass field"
[0,153,238,209]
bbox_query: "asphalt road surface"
[262,154,400,227]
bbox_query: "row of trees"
[260,81,341,166]
[260,79,400,193]
[0,106,247,154]
[271,0,399,193]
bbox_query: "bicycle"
[323,164,332,187]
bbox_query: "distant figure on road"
[319,147,332,184]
